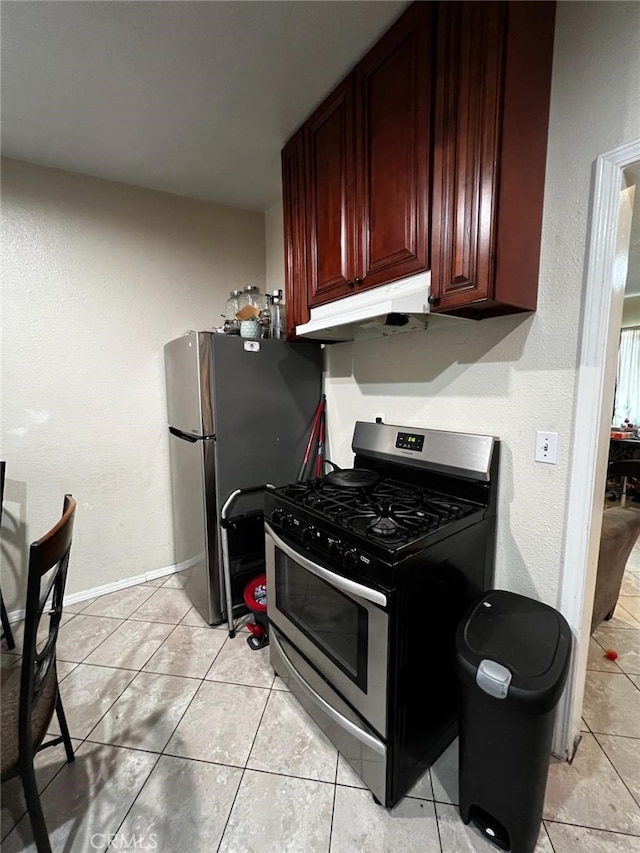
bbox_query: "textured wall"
[0,159,265,607]
[264,201,285,297]
[322,1,640,607]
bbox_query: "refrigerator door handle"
[169,427,215,443]
[169,427,199,443]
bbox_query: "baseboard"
[6,555,199,624]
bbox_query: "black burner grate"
[280,477,476,545]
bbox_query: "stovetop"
[264,475,490,586]
[276,476,478,548]
[265,422,499,577]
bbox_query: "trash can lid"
[456,590,572,705]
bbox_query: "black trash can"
[455,590,572,853]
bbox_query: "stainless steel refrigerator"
[164,331,322,625]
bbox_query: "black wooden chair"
[1,494,77,853]
[1,460,16,650]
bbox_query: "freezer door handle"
[169,427,215,443]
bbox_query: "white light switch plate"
[535,431,558,464]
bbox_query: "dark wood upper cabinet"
[306,78,357,308]
[430,1,555,318]
[355,1,431,293]
[302,2,432,314]
[282,1,555,336]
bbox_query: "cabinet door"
[282,130,309,339]
[430,1,505,313]
[305,78,357,308]
[355,2,431,293]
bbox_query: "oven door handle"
[265,523,387,608]
[271,630,386,756]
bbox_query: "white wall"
[319,1,640,607]
[0,158,265,608]
[622,294,640,327]
[265,201,285,297]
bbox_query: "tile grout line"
[433,800,445,853]
[59,613,126,667]
[587,730,640,740]
[85,606,228,851]
[215,767,248,853]
[325,738,341,853]
[541,821,558,852]
[215,675,278,852]
[327,776,338,853]
[591,731,640,815]
[2,608,139,843]
[543,816,640,839]
[585,663,640,697]
[104,751,163,851]
[6,585,278,848]
[590,632,624,674]
[11,575,513,849]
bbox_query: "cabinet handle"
[427,295,440,306]
[354,277,363,286]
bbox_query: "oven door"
[265,522,389,737]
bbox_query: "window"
[613,327,640,427]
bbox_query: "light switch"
[535,431,558,464]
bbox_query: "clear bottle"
[271,291,286,340]
[225,290,242,332]
[260,292,273,338]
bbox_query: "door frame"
[553,136,640,759]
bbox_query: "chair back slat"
[29,495,76,576]
[0,460,5,516]
[19,495,76,751]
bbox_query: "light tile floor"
[1,544,640,853]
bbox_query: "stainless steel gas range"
[264,420,500,809]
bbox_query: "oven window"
[275,553,368,691]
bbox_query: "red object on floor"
[605,649,618,661]
[246,621,266,639]
[244,574,267,612]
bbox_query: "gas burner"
[368,505,401,538]
[278,474,478,547]
[346,499,442,544]
[282,483,313,497]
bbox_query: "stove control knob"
[302,525,317,543]
[276,512,295,530]
[328,538,344,559]
[342,548,358,568]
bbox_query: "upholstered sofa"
[591,506,640,634]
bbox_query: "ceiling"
[2,0,638,295]
[0,0,409,212]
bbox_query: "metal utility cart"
[220,484,274,639]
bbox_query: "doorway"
[553,137,640,760]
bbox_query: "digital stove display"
[395,431,424,452]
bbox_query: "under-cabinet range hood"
[295,272,466,342]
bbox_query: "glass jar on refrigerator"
[224,290,243,333]
[242,285,274,338]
